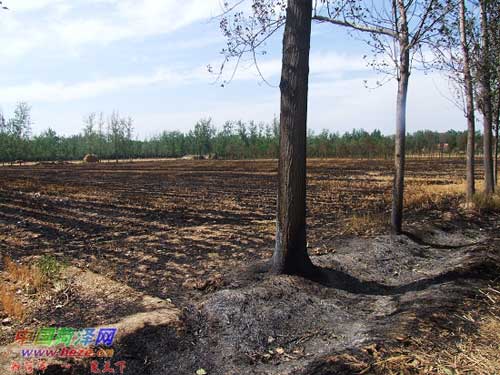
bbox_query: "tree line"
[0,103,491,163]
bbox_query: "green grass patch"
[35,255,64,280]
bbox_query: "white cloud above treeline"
[0,0,222,60]
[0,53,369,103]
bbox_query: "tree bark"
[494,88,499,186]
[459,0,476,203]
[391,0,410,235]
[273,0,315,276]
[479,0,495,194]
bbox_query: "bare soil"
[0,158,498,374]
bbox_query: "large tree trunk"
[459,0,476,204]
[391,0,410,235]
[479,0,495,194]
[273,0,315,276]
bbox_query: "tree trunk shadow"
[309,259,499,296]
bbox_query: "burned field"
[0,158,499,374]
[0,158,473,303]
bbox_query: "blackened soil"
[112,223,499,375]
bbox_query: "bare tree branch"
[312,14,398,37]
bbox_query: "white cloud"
[5,0,67,12]
[0,0,223,60]
[311,53,367,75]
[0,67,211,103]
[221,52,367,83]
[0,52,368,103]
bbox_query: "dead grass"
[347,213,388,235]
[0,285,25,321]
[405,180,500,215]
[404,182,465,210]
[2,255,46,291]
[473,191,500,212]
[0,255,64,321]
[254,219,276,236]
[372,287,500,375]
[326,283,500,375]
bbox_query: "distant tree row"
[0,103,493,164]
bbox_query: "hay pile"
[83,154,99,163]
[181,155,205,160]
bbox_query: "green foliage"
[193,118,215,155]
[9,102,32,139]
[35,255,63,280]
[0,104,489,163]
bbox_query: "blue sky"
[0,0,465,138]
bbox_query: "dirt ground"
[0,158,499,374]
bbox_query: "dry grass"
[0,256,41,321]
[347,213,388,235]
[0,255,63,321]
[254,219,276,236]
[404,182,465,210]
[2,255,46,291]
[326,283,500,375]
[473,191,500,212]
[0,285,25,321]
[371,288,500,375]
[405,180,500,214]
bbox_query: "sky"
[0,0,467,138]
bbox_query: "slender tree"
[312,0,451,234]
[391,0,411,235]
[9,102,32,139]
[217,0,317,275]
[459,0,477,204]
[490,2,500,186]
[495,86,499,185]
[478,0,495,194]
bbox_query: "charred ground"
[0,158,498,374]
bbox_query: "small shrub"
[35,255,63,280]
